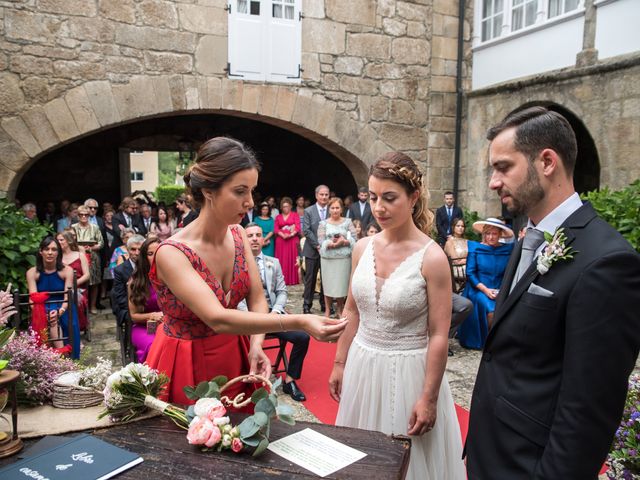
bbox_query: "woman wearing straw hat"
[458,217,513,349]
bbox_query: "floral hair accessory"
[536,228,577,275]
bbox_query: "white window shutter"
[228,1,265,81]
[267,0,302,83]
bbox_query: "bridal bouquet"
[99,363,294,457]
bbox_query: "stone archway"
[1,75,394,198]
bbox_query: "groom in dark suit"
[465,107,640,479]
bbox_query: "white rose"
[214,416,230,427]
[221,434,232,447]
[222,424,233,434]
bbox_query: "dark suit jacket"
[435,205,463,243]
[465,202,640,479]
[302,204,323,259]
[112,212,143,245]
[111,260,134,327]
[348,201,373,228]
[240,208,259,227]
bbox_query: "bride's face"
[368,176,416,230]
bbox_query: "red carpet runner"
[266,337,470,439]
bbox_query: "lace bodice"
[351,237,434,351]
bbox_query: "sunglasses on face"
[78,213,89,217]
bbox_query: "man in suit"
[435,191,463,246]
[112,197,143,246]
[240,207,259,227]
[348,186,373,228]
[465,106,640,479]
[138,203,153,236]
[241,223,310,401]
[111,234,143,331]
[302,185,330,314]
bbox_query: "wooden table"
[5,416,411,479]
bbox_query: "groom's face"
[245,226,264,256]
[489,128,545,216]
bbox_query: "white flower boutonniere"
[265,260,274,269]
[536,228,577,275]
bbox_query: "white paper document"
[267,428,367,477]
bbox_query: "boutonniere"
[265,260,274,269]
[536,228,577,275]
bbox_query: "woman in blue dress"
[458,218,514,349]
[26,236,81,358]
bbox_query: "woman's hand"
[303,315,347,342]
[329,364,344,402]
[149,311,164,321]
[247,344,272,380]
[407,396,437,436]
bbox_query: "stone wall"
[0,0,472,200]
[463,56,640,217]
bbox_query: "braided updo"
[369,152,434,234]
[184,137,261,206]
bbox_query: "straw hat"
[472,217,514,238]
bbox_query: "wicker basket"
[52,372,103,409]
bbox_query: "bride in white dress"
[330,152,465,480]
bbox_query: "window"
[482,0,504,42]
[512,0,537,31]
[548,0,579,18]
[228,0,302,83]
[131,172,144,182]
[477,0,584,44]
[272,0,295,20]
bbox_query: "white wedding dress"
[336,237,465,480]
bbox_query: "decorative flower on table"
[536,228,577,275]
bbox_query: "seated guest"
[128,237,162,363]
[110,228,135,274]
[111,235,144,334]
[351,219,363,240]
[458,218,514,349]
[239,223,310,402]
[443,217,469,293]
[57,230,90,334]
[365,221,381,236]
[26,236,81,358]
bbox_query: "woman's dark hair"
[128,236,160,311]
[156,206,168,225]
[36,236,64,272]
[259,202,271,216]
[366,221,381,234]
[369,152,433,234]
[451,217,465,237]
[184,137,261,207]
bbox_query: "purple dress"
[131,285,160,363]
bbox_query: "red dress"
[274,212,300,285]
[145,226,254,407]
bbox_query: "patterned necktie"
[510,228,545,292]
[320,208,326,220]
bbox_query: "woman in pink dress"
[274,197,301,285]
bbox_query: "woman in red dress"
[145,137,347,407]
[274,197,301,285]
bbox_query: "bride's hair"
[184,137,261,207]
[369,152,434,235]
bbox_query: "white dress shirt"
[528,192,582,257]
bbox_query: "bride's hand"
[247,345,272,380]
[407,396,437,436]
[303,315,347,342]
[329,364,344,402]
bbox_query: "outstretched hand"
[304,315,347,342]
[247,345,272,381]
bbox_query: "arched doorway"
[16,113,360,206]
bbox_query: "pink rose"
[231,437,243,453]
[194,398,227,420]
[186,417,221,448]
